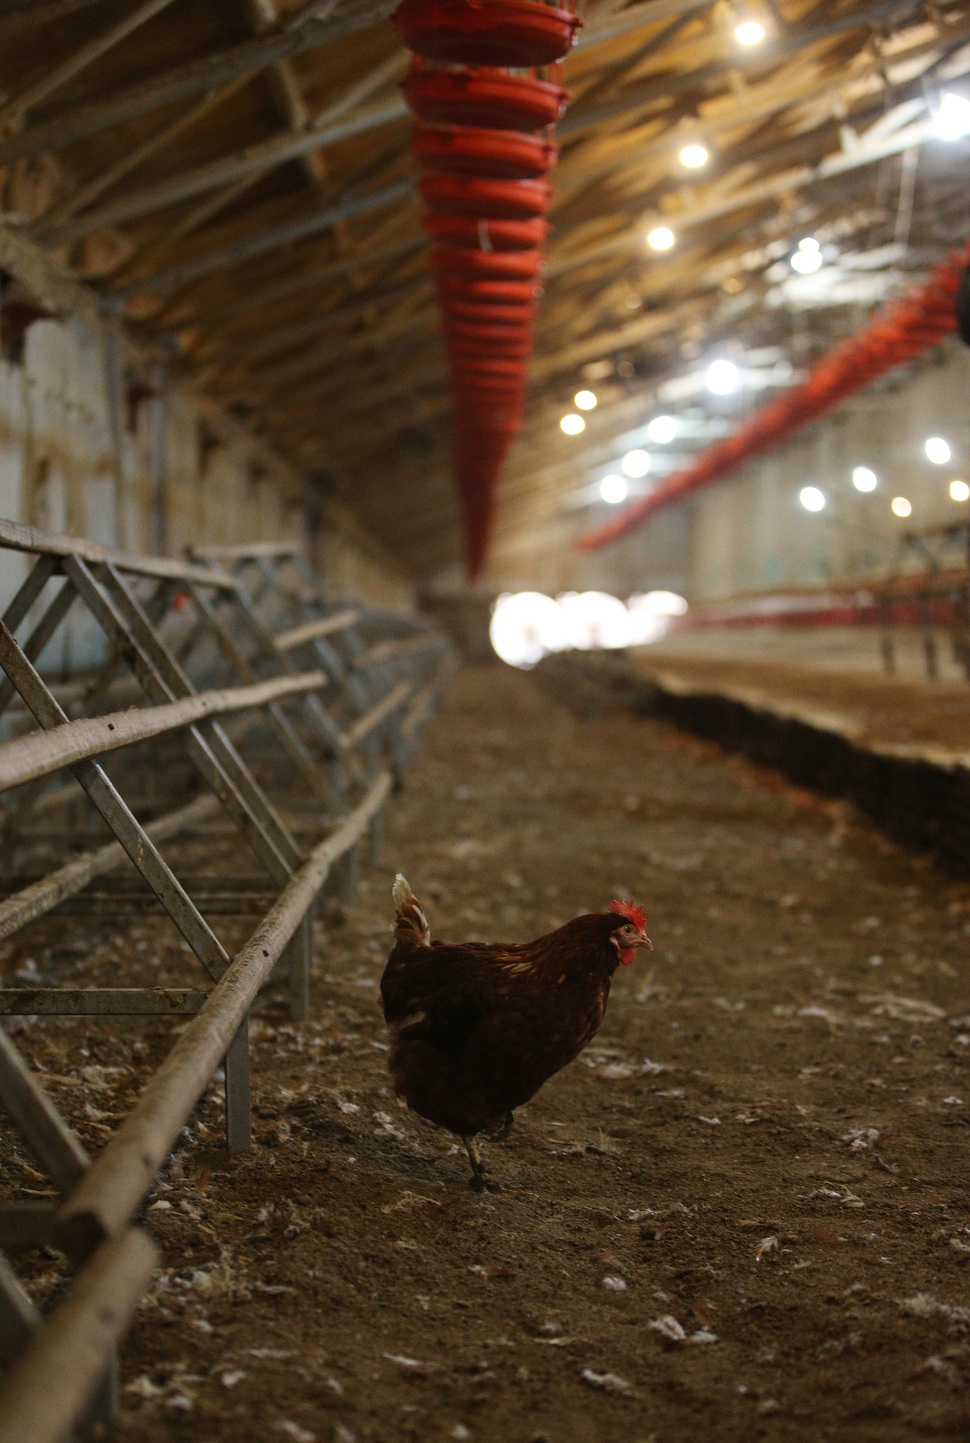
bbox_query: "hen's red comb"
[610,899,647,930]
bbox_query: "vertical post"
[149,375,169,557]
[285,907,314,1023]
[224,1020,251,1153]
[103,326,128,551]
[341,843,359,907]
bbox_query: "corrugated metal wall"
[0,310,413,670]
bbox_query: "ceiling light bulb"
[647,225,676,251]
[706,359,740,395]
[574,390,598,411]
[891,496,912,518]
[647,414,678,444]
[561,413,585,435]
[934,91,970,141]
[925,436,951,465]
[600,474,628,505]
[621,449,651,478]
[679,142,709,170]
[791,246,823,274]
[950,479,970,502]
[799,486,826,512]
[735,18,765,45]
[852,466,877,492]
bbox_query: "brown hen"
[380,875,652,1190]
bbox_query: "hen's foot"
[463,1134,499,1193]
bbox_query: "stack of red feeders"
[393,0,580,577]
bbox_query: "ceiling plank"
[0,3,398,166]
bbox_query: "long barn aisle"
[106,663,969,1443]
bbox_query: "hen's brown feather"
[381,911,624,1139]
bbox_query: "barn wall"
[0,312,413,668]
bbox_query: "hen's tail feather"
[392,873,431,946]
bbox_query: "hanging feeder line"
[393,0,580,578]
[576,244,970,555]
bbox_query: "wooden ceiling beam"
[111,179,412,298]
[0,0,178,131]
[0,3,397,167]
[37,94,407,247]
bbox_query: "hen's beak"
[636,929,654,950]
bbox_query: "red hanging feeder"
[413,123,558,179]
[422,213,549,251]
[435,276,542,303]
[440,299,538,326]
[393,0,582,68]
[431,244,545,280]
[402,65,568,132]
[420,172,552,219]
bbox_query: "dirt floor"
[4,661,970,1443]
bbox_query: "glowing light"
[600,474,628,505]
[647,414,678,444]
[647,225,676,251]
[934,91,970,141]
[679,142,709,169]
[925,436,951,465]
[489,592,567,670]
[559,592,632,651]
[706,359,740,395]
[735,18,765,44]
[891,496,912,518]
[621,449,651,478]
[852,466,878,492]
[574,389,598,411]
[950,479,970,502]
[490,591,689,667]
[790,238,823,274]
[561,413,585,435]
[626,591,689,645]
[799,485,826,512]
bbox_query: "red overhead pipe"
[577,245,970,555]
[394,0,579,579]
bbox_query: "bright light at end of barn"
[575,390,598,411]
[490,592,689,668]
[561,413,586,435]
[852,466,878,492]
[799,486,826,512]
[892,496,913,517]
[950,479,970,502]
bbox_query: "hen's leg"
[492,1111,514,1141]
[462,1135,497,1192]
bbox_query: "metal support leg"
[368,808,383,868]
[341,844,359,907]
[224,1020,251,1153]
[284,908,314,1023]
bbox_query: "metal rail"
[0,663,326,793]
[0,525,449,1440]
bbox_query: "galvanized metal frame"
[0,525,448,1441]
